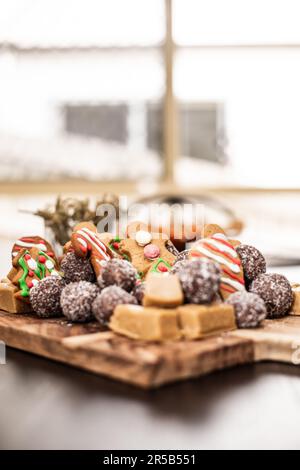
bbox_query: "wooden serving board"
[0,310,299,388]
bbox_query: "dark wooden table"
[1,347,300,450]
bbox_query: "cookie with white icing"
[189,232,245,299]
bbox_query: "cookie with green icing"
[8,247,60,301]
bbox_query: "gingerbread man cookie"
[118,222,176,278]
[70,222,113,277]
[189,229,245,299]
[12,236,58,264]
[8,247,60,301]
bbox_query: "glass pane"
[0,1,165,182]
[175,48,300,188]
[0,0,165,47]
[174,0,300,45]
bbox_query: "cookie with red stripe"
[189,232,245,299]
[12,236,58,264]
[70,222,113,277]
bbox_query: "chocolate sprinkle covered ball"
[176,258,221,304]
[61,251,95,283]
[236,244,266,284]
[60,281,99,322]
[92,286,137,326]
[30,276,65,318]
[226,291,267,328]
[131,282,145,305]
[175,250,190,263]
[249,273,293,318]
[171,259,190,275]
[99,259,137,292]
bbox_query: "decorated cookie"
[8,247,60,301]
[189,231,245,299]
[118,224,176,278]
[69,222,113,277]
[12,236,57,264]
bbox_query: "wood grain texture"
[1,311,300,388]
[0,311,253,388]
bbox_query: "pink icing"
[144,244,160,260]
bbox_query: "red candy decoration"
[28,271,34,277]
[113,242,120,250]
[24,254,31,261]
[27,281,33,288]
[158,264,168,272]
[38,255,46,263]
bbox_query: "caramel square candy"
[110,304,181,341]
[0,281,32,314]
[177,304,236,339]
[143,273,183,308]
[290,284,300,316]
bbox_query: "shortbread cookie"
[177,303,236,339]
[143,273,183,308]
[0,280,33,313]
[289,284,300,316]
[110,304,181,341]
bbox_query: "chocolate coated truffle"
[61,251,95,283]
[236,244,266,284]
[175,249,190,263]
[60,281,99,322]
[30,275,65,318]
[249,273,293,318]
[99,259,137,292]
[176,258,221,304]
[131,282,145,304]
[92,286,137,326]
[226,291,267,328]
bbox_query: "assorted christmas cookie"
[0,279,33,314]
[30,276,65,318]
[175,258,221,304]
[61,281,99,322]
[177,303,236,339]
[236,244,266,286]
[290,284,300,316]
[8,247,60,301]
[249,273,293,318]
[110,304,181,341]
[92,285,137,326]
[99,259,137,292]
[143,272,184,308]
[60,251,95,283]
[226,291,267,328]
[189,232,245,299]
[11,236,58,264]
[68,222,113,277]
[118,223,176,278]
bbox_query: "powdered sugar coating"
[131,282,145,305]
[30,276,65,318]
[60,251,95,283]
[61,281,99,322]
[176,258,221,304]
[226,291,267,328]
[99,259,137,292]
[249,273,292,318]
[92,286,137,326]
[175,250,190,263]
[236,244,266,284]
